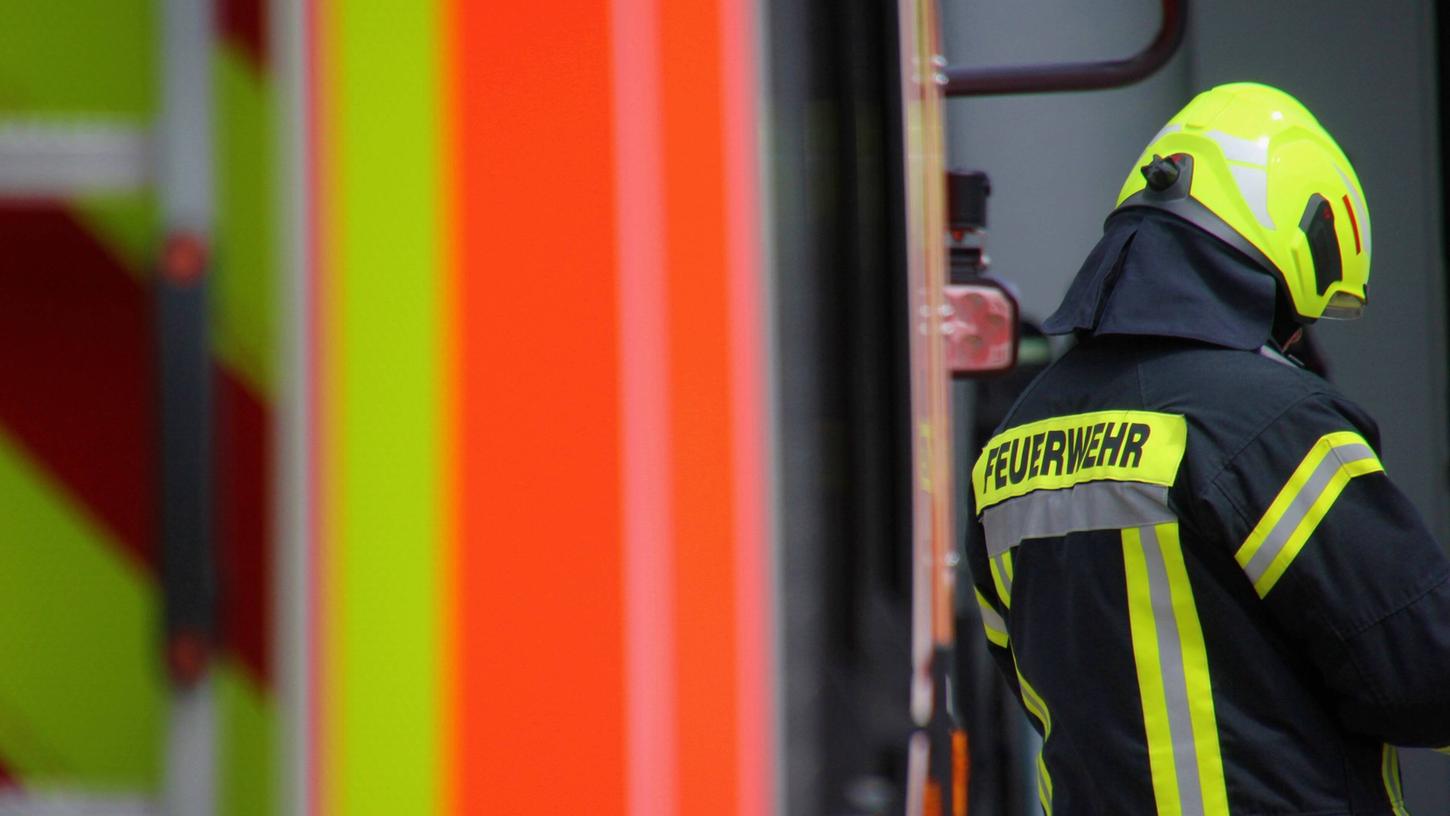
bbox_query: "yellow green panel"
[325,0,444,813]
[0,0,154,114]
[216,660,276,816]
[213,46,278,395]
[0,0,158,280]
[70,194,159,277]
[0,431,163,788]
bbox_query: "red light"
[162,232,209,285]
[944,282,1018,375]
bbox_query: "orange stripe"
[452,2,627,813]
[437,0,459,811]
[660,1,741,813]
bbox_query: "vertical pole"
[158,0,217,813]
[274,0,312,812]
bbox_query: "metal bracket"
[944,0,1186,97]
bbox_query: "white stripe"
[0,121,150,196]
[0,793,157,816]
[1228,164,1275,229]
[612,0,678,812]
[1148,122,1182,146]
[1204,129,1268,166]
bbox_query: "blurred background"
[0,1,1442,815]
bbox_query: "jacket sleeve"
[1195,392,1450,747]
[963,507,1026,713]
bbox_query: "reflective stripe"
[1227,164,1274,229]
[1382,745,1409,816]
[1436,745,1450,756]
[975,588,1008,648]
[982,480,1175,557]
[1256,345,1296,368]
[1235,432,1383,596]
[1149,122,1182,145]
[1204,129,1268,166]
[1124,523,1229,816]
[1014,664,1054,816]
[1336,164,1371,260]
[990,551,1014,609]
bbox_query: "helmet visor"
[1321,291,1365,320]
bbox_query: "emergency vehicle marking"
[1235,431,1382,597]
[974,410,1187,511]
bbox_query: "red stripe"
[0,206,274,688]
[453,1,626,812]
[0,205,157,567]
[214,371,273,685]
[218,0,268,68]
[1342,194,1362,255]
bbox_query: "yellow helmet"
[1114,82,1370,322]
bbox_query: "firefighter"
[965,82,1450,815]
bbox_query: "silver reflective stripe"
[1257,345,1295,368]
[1242,443,1376,585]
[1228,164,1274,229]
[983,481,1176,557]
[1149,122,1182,145]
[1140,524,1205,816]
[978,597,1007,636]
[994,553,1014,596]
[1204,128,1268,165]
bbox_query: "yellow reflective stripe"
[1123,523,1229,816]
[1436,745,1450,756]
[1013,663,1054,815]
[1037,754,1053,816]
[1382,745,1409,815]
[1235,431,1383,597]
[990,551,1013,609]
[1124,525,1182,814]
[975,588,1009,648]
[1160,524,1230,816]
[974,410,1187,510]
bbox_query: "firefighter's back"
[968,333,1442,815]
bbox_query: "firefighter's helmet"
[1115,82,1370,322]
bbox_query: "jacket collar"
[1042,209,1278,351]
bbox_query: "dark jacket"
[966,211,1450,815]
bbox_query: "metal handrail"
[944,0,1186,97]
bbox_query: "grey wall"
[941,0,1189,324]
[1189,4,1449,809]
[943,0,1449,811]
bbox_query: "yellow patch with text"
[974,410,1187,511]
